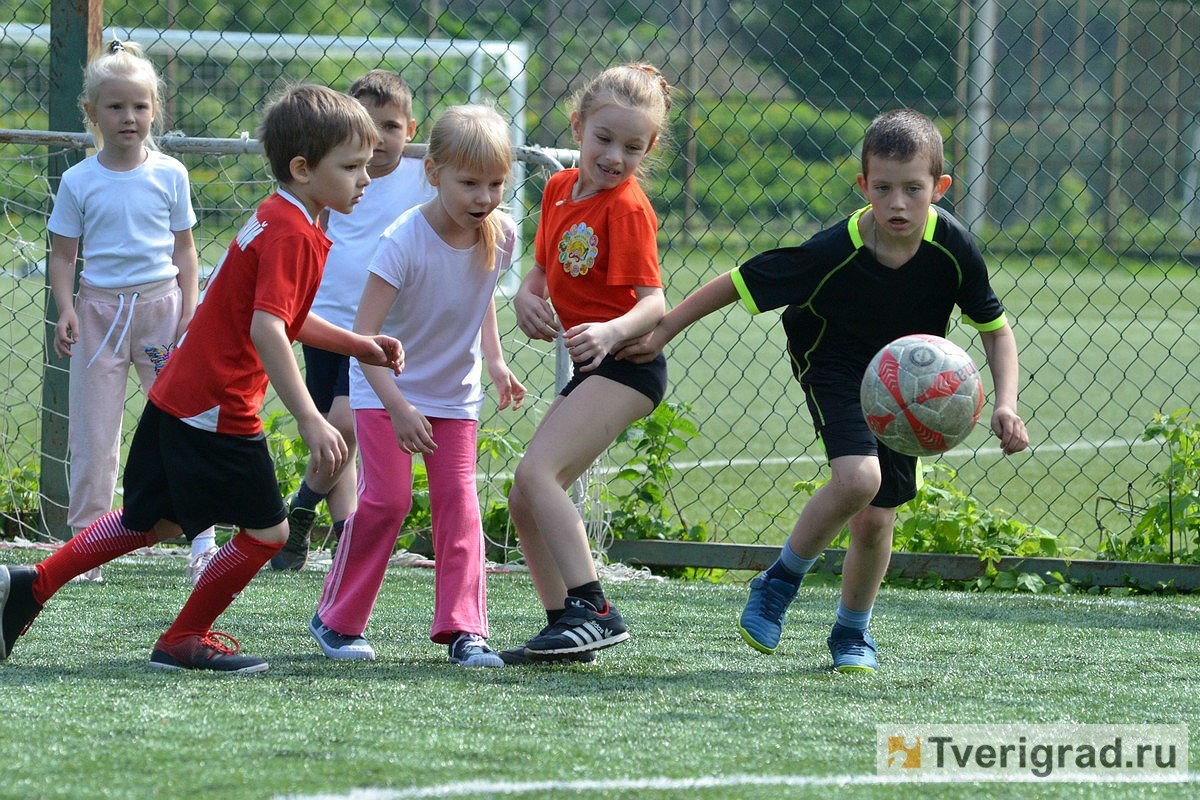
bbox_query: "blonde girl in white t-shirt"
[47,40,215,580]
[308,105,525,667]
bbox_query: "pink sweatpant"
[67,278,181,532]
[317,410,489,644]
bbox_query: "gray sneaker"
[271,505,317,571]
[448,633,504,668]
[309,613,375,661]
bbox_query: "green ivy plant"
[1098,409,1200,565]
[604,402,714,578]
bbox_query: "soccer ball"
[860,334,984,457]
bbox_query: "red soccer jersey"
[149,191,330,435]
[535,169,661,333]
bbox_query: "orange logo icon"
[887,735,921,768]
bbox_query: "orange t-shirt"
[535,169,661,332]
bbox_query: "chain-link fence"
[2,1,1200,566]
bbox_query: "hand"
[174,310,195,344]
[54,309,79,358]
[614,326,669,364]
[358,334,404,375]
[487,361,526,411]
[990,407,1029,456]
[297,415,348,476]
[389,402,436,454]
[563,321,621,372]
[514,287,561,342]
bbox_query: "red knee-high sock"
[33,510,156,604]
[158,530,283,645]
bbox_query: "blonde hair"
[258,84,379,183]
[573,62,674,175]
[81,40,164,149]
[425,105,514,271]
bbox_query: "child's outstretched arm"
[979,323,1029,456]
[565,285,665,372]
[48,234,81,358]
[251,309,348,477]
[615,271,739,363]
[296,311,403,375]
[482,296,525,410]
[172,229,199,341]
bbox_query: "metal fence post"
[40,0,100,541]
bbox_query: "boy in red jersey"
[0,84,403,673]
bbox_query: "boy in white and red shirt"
[0,84,403,673]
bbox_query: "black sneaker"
[499,638,596,666]
[270,505,317,571]
[524,596,629,660]
[149,631,269,674]
[0,565,43,661]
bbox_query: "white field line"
[660,433,1162,473]
[278,771,1200,799]
[477,433,1160,483]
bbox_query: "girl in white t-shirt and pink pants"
[47,41,216,580]
[308,104,525,667]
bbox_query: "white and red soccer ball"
[860,334,984,457]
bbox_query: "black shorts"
[802,379,919,509]
[302,344,351,414]
[122,402,288,538]
[560,352,668,407]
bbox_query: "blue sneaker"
[737,573,799,654]
[827,623,878,673]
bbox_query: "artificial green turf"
[0,551,1195,799]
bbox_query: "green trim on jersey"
[848,205,941,248]
[963,312,1008,332]
[730,266,761,314]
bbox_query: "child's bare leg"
[512,378,651,592]
[840,504,896,611]
[786,455,882,558]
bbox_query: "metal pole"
[963,0,997,234]
[42,0,101,541]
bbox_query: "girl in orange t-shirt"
[507,63,673,663]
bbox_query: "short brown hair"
[258,84,379,182]
[861,109,945,179]
[348,70,414,119]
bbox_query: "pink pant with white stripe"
[317,409,489,644]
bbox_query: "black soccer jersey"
[731,205,1006,386]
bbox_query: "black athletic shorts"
[802,379,919,509]
[302,344,351,414]
[560,352,668,407]
[122,402,288,538]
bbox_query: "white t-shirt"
[47,151,196,289]
[310,157,435,329]
[349,205,516,420]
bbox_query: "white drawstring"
[84,291,140,369]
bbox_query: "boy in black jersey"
[617,109,1028,672]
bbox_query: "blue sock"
[292,480,327,512]
[764,542,818,586]
[835,600,873,632]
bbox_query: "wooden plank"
[606,540,1200,591]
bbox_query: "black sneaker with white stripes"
[523,596,628,660]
